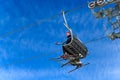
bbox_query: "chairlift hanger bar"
[62,11,73,38]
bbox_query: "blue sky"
[0,0,120,80]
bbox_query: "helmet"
[66,32,71,36]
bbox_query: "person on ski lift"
[66,32,71,44]
[61,32,72,60]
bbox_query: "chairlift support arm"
[62,11,73,41]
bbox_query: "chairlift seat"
[62,36,88,59]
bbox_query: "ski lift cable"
[3,49,61,68]
[85,35,107,44]
[0,3,87,39]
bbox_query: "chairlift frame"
[62,11,88,59]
